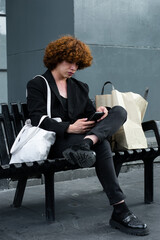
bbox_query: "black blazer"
[27,70,95,137]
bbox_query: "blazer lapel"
[67,78,77,118]
[43,70,64,107]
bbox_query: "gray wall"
[6,0,160,121]
[0,1,7,104]
[6,0,74,102]
[74,0,160,121]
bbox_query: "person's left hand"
[96,106,108,122]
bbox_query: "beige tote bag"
[96,81,148,150]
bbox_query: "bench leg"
[143,158,154,204]
[12,177,27,207]
[44,172,55,222]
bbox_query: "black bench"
[0,103,160,222]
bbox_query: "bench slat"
[1,104,15,151]
[11,103,24,135]
[0,115,10,165]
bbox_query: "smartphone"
[88,112,104,121]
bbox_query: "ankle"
[84,135,98,145]
[113,202,130,216]
[113,200,124,205]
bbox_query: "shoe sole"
[109,219,149,236]
[62,148,96,168]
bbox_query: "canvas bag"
[10,75,61,164]
[96,81,148,150]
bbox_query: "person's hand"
[96,106,108,122]
[67,118,95,134]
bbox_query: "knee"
[112,106,127,122]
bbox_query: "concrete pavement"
[0,164,160,240]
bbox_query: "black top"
[60,96,69,121]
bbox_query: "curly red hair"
[43,35,93,70]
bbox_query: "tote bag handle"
[101,81,115,95]
[34,75,51,118]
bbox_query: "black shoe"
[62,143,96,168]
[109,211,149,236]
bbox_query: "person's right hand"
[67,118,95,134]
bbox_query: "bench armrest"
[142,120,160,147]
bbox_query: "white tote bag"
[10,75,61,164]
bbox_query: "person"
[27,35,149,236]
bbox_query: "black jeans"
[49,106,127,205]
